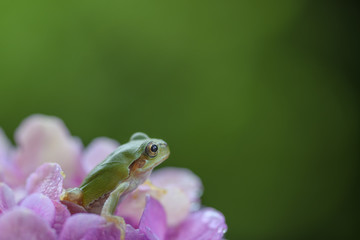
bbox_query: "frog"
[60,132,170,240]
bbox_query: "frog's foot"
[60,187,83,205]
[103,215,126,240]
[61,200,87,214]
[144,179,167,195]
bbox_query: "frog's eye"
[146,142,158,157]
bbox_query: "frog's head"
[129,132,170,174]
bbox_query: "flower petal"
[82,137,119,174]
[157,187,190,227]
[0,183,15,214]
[151,167,203,209]
[117,185,150,228]
[125,224,147,240]
[0,129,20,187]
[0,207,56,240]
[20,193,55,225]
[139,196,167,240]
[0,128,11,165]
[26,163,64,200]
[168,208,227,240]
[14,114,82,186]
[52,200,71,235]
[117,183,190,228]
[59,213,121,240]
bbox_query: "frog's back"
[80,142,143,206]
[80,162,128,207]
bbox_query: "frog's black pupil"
[151,145,158,153]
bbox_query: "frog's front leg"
[101,182,130,240]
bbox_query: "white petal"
[14,114,83,186]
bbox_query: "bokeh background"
[0,0,359,239]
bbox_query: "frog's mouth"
[153,142,170,167]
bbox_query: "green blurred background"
[0,0,359,239]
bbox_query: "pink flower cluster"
[0,115,227,240]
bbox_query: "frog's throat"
[128,152,168,175]
[129,157,146,173]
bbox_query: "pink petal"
[125,224,147,240]
[0,128,11,164]
[20,193,55,225]
[151,167,203,209]
[0,164,23,188]
[116,185,150,228]
[0,129,20,187]
[52,200,71,235]
[26,163,64,200]
[157,187,190,227]
[168,208,227,240]
[139,196,167,240]
[82,137,119,174]
[12,188,27,203]
[117,183,190,228]
[14,114,83,187]
[59,213,121,240]
[0,183,15,214]
[0,207,56,240]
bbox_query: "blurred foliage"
[0,0,359,239]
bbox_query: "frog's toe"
[61,200,87,214]
[104,215,126,240]
[60,187,83,205]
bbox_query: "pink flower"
[0,115,227,239]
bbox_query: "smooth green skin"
[78,132,170,215]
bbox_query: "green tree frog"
[61,132,170,239]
